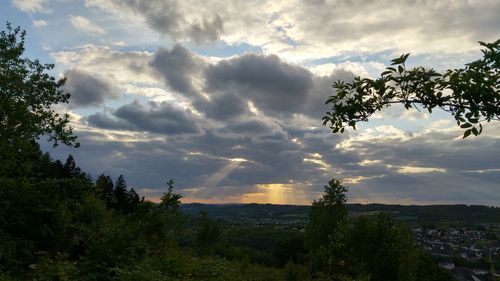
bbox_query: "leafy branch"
[323,39,500,138]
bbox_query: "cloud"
[63,69,118,107]
[150,45,206,97]
[44,112,500,205]
[11,0,48,13]
[70,15,106,35]
[33,20,47,27]
[51,45,155,85]
[70,0,500,62]
[147,45,350,121]
[188,15,224,43]
[205,54,314,116]
[195,92,250,121]
[87,0,224,43]
[214,118,287,141]
[86,100,203,135]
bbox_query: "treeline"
[0,151,455,280]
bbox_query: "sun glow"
[239,183,312,205]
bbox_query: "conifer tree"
[95,174,114,207]
[114,175,128,211]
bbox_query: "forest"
[1,23,499,280]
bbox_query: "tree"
[304,178,349,277]
[195,211,221,248]
[95,174,114,207]
[126,188,141,212]
[114,175,128,211]
[323,39,500,138]
[0,23,78,146]
[159,179,182,213]
[346,214,420,281]
[63,154,82,178]
[0,23,77,176]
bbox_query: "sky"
[3,0,500,205]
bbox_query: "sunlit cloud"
[11,0,48,13]
[33,20,47,27]
[395,165,447,174]
[69,15,106,35]
[303,157,330,171]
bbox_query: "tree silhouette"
[305,178,349,276]
[159,179,182,213]
[0,23,77,147]
[0,23,78,176]
[114,175,128,211]
[323,39,500,138]
[95,174,114,207]
[63,155,82,178]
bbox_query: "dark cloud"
[85,112,136,131]
[86,100,202,135]
[149,45,250,121]
[188,15,224,44]
[64,69,117,107]
[149,47,355,122]
[195,92,250,121]
[214,118,287,141]
[205,54,314,116]
[108,0,223,43]
[150,45,205,97]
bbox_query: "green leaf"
[471,127,479,136]
[460,123,472,128]
[390,58,402,65]
[463,129,472,139]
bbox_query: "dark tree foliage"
[323,39,500,138]
[96,173,114,207]
[160,179,182,213]
[305,179,348,250]
[346,214,420,281]
[196,211,221,248]
[63,155,81,177]
[0,23,78,177]
[304,179,349,276]
[114,175,128,210]
[0,23,77,146]
[127,188,141,209]
[107,175,141,213]
[274,234,306,266]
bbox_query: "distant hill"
[181,203,500,224]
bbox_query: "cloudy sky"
[4,0,500,205]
